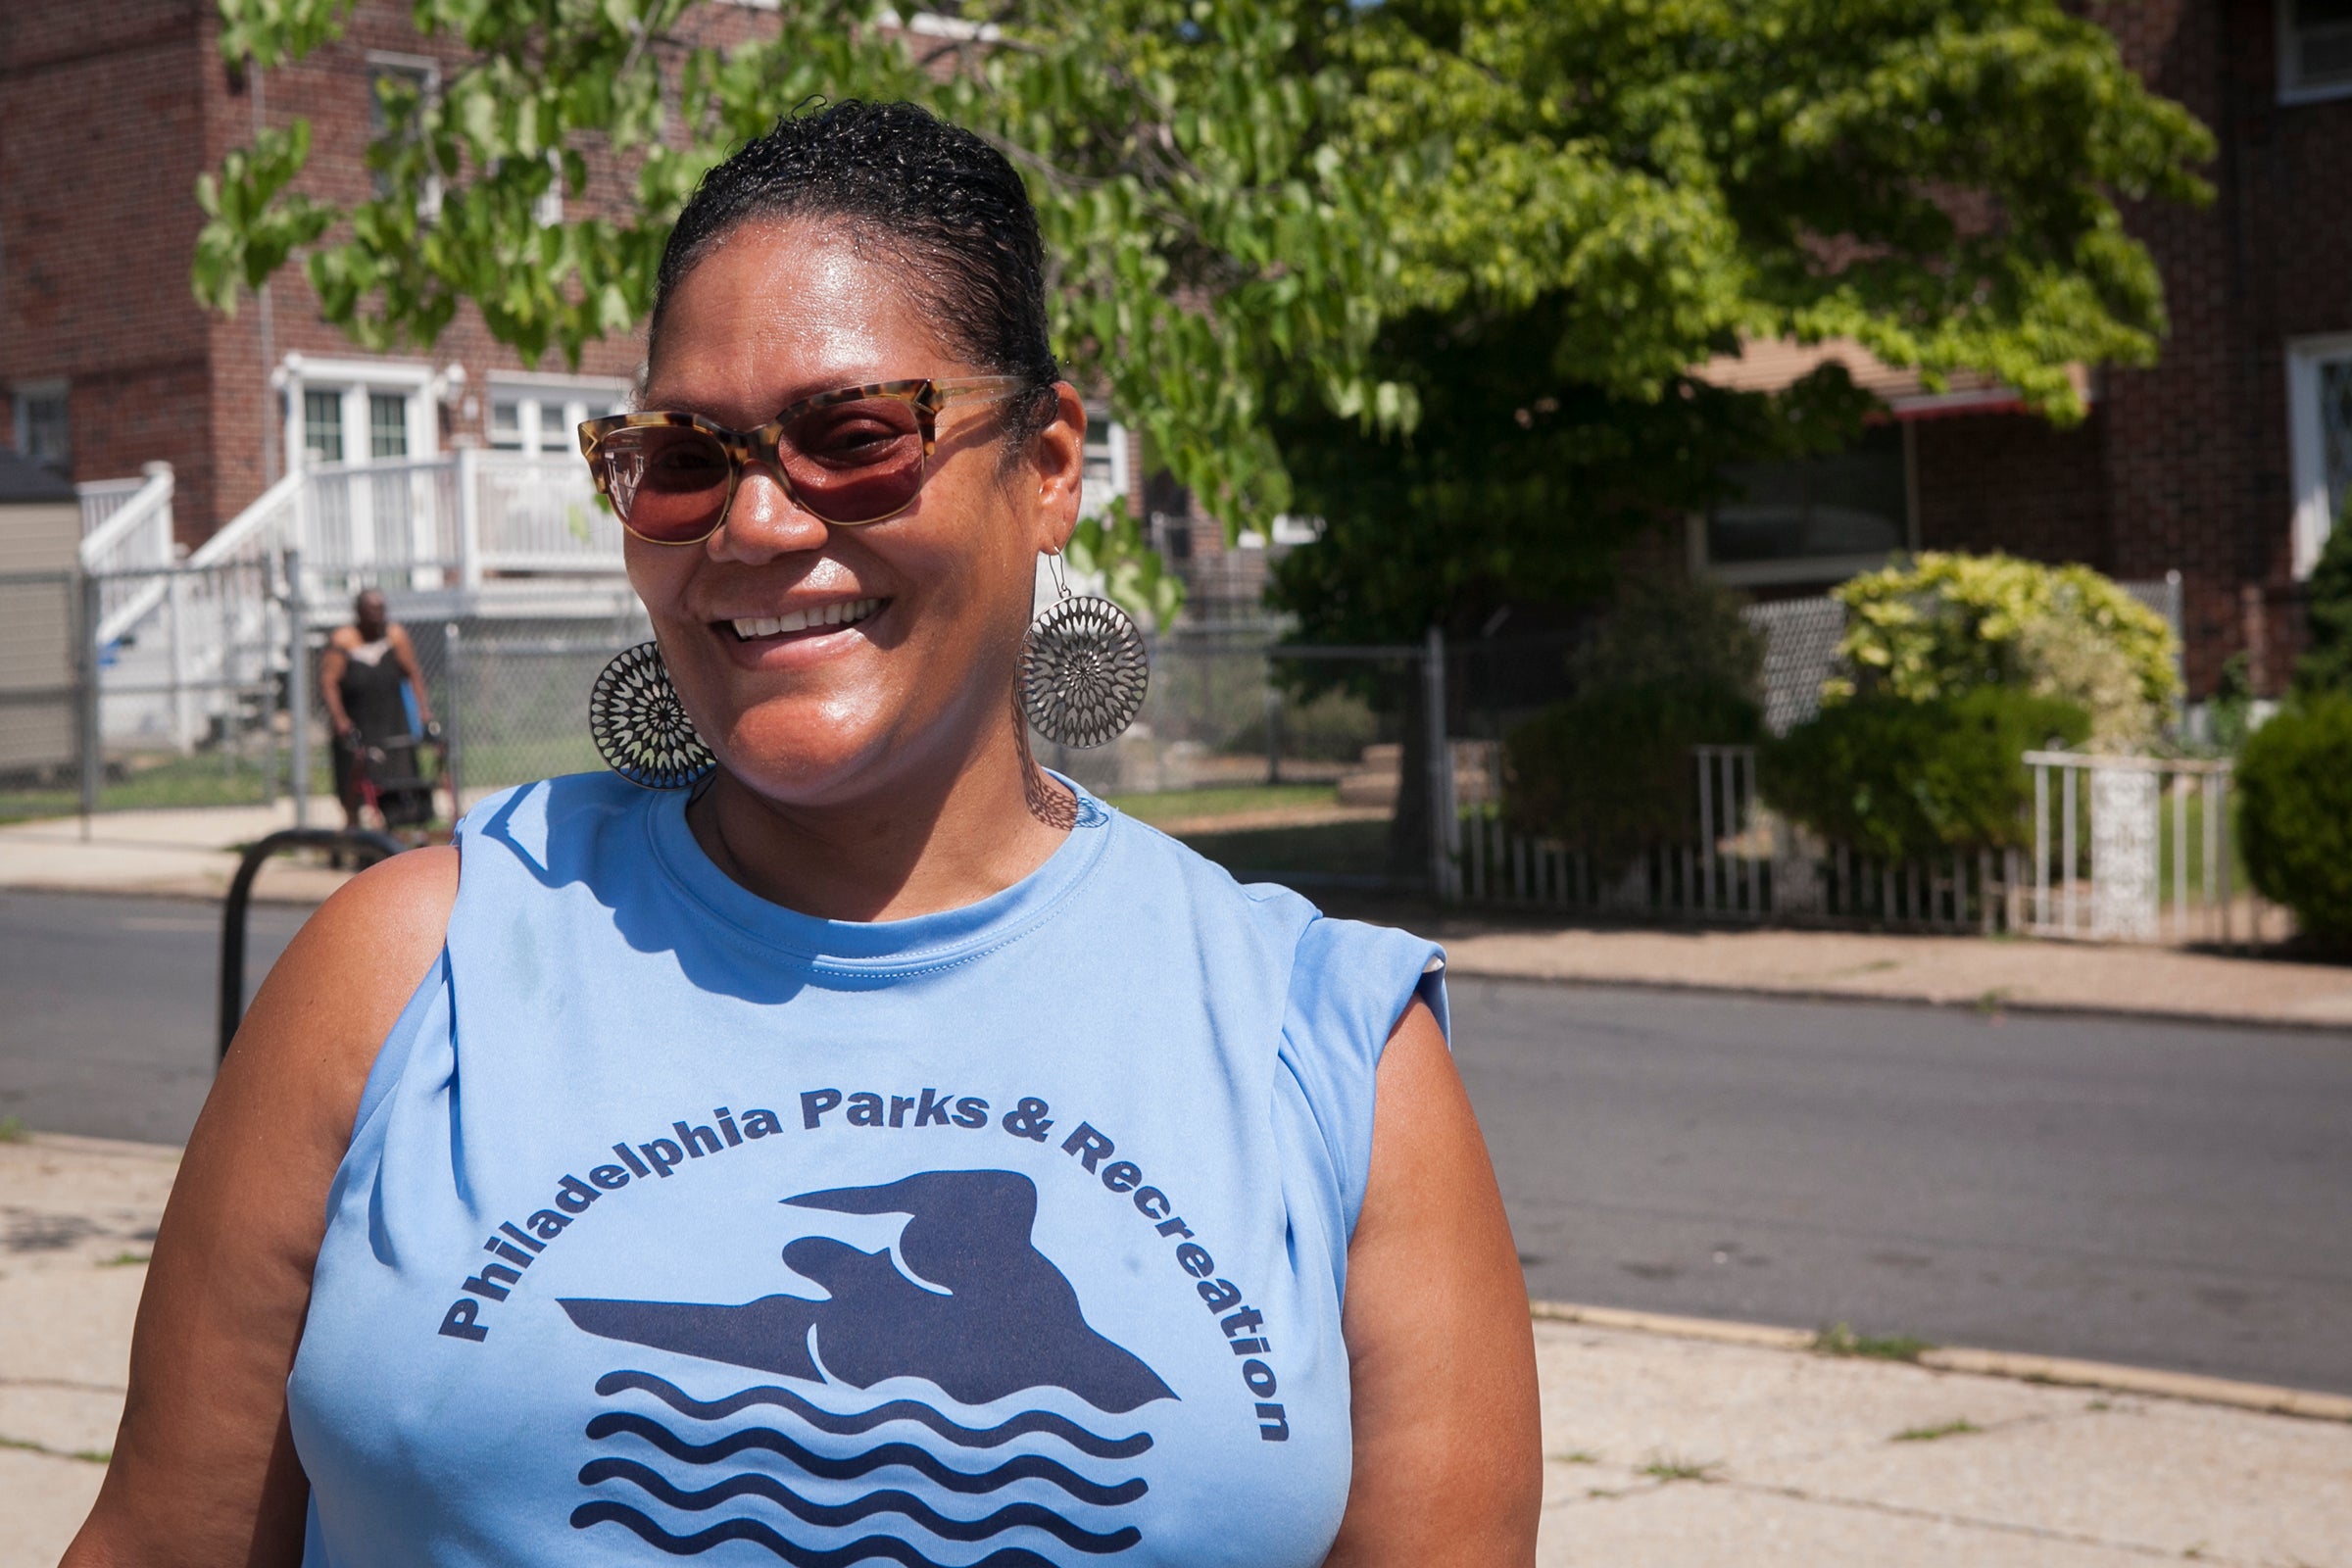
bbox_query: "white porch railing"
[76,463,175,647]
[195,449,617,600]
[77,474,152,538]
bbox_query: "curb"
[1448,960,2352,1036]
[1530,1299,2352,1423]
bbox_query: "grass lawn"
[0,752,329,825]
[1103,781,1342,825]
[1166,817,1396,883]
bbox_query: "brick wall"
[2082,0,2352,693]
[1,0,220,536]
[1914,411,2111,568]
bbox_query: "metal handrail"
[218,828,405,1060]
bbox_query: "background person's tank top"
[287,772,1446,1566]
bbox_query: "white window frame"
[1079,410,1131,521]
[10,378,70,467]
[484,370,630,457]
[278,355,438,471]
[2287,331,2352,577]
[1689,420,1919,588]
[2278,0,2352,105]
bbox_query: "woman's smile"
[712,593,893,671]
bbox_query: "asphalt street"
[5,891,2348,1393]
[1451,975,2352,1396]
[2,891,307,1145]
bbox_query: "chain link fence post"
[284,548,310,828]
[443,619,466,815]
[77,570,102,838]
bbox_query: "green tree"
[199,1,2210,872]
[198,0,2209,565]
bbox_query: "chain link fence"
[0,562,293,823]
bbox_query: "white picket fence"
[1454,743,2275,946]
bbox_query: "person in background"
[318,589,436,831]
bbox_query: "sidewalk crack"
[1727,1478,2247,1563]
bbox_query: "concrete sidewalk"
[3,1135,2346,1568]
[6,801,2351,1027]
[1438,920,2352,1030]
[0,801,360,905]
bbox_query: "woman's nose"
[708,463,830,562]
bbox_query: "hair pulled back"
[650,101,1058,445]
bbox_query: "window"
[1697,422,1914,586]
[1080,412,1129,519]
[304,389,346,464]
[283,359,437,470]
[11,382,69,468]
[368,392,410,459]
[484,376,627,456]
[2281,0,2352,102]
[2288,334,2352,576]
[367,53,444,219]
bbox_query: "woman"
[319,588,437,830]
[66,102,1539,1566]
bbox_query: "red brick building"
[1691,1,2352,697]
[4,1,2348,683]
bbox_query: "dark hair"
[650,101,1058,445]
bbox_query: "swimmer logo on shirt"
[559,1170,1169,1562]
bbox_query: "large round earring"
[590,641,717,789]
[1018,554,1150,749]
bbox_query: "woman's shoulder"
[1097,803,1445,1025]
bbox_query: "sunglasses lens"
[778,398,927,523]
[598,425,732,542]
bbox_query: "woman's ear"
[1029,382,1088,554]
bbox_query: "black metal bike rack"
[219,827,406,1060]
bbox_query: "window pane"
[16,391,70,466]
[538,401,568,454]
[304,390,345,463]
[489,399,524,449]
[369,392,409,459]
[1709,424,1906,566]
[2322,359,2352,533]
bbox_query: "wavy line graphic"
[595,1370,1154,1460]
[579,1458,1142,1553]
[569,1500,1063,1566]
[586,1412,1148,1507]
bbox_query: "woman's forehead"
[644,221,955,418]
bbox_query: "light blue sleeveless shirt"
[287,772,1446,1567]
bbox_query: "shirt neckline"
[642,774,1113,973]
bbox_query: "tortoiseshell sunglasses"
[577,375,1033,544]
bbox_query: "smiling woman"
[63,102,1539,1568]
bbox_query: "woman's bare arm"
[318,636,353,737]
[1324,999,1542,1567]
[388,624,434,728]
[62,847,459,1567]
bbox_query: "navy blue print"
[560,1170,1176,1413]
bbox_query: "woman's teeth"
[731,599,881,640]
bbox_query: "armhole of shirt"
[345,947,450,1150]
[1281,918,1449,1243]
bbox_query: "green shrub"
[1569,575,1765,697]
[2237,696,2352,939]
[1504,681,1762,866]
[1831,553,2178,745]
[2291,498,2352,697]
[1761,687,2090,860]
